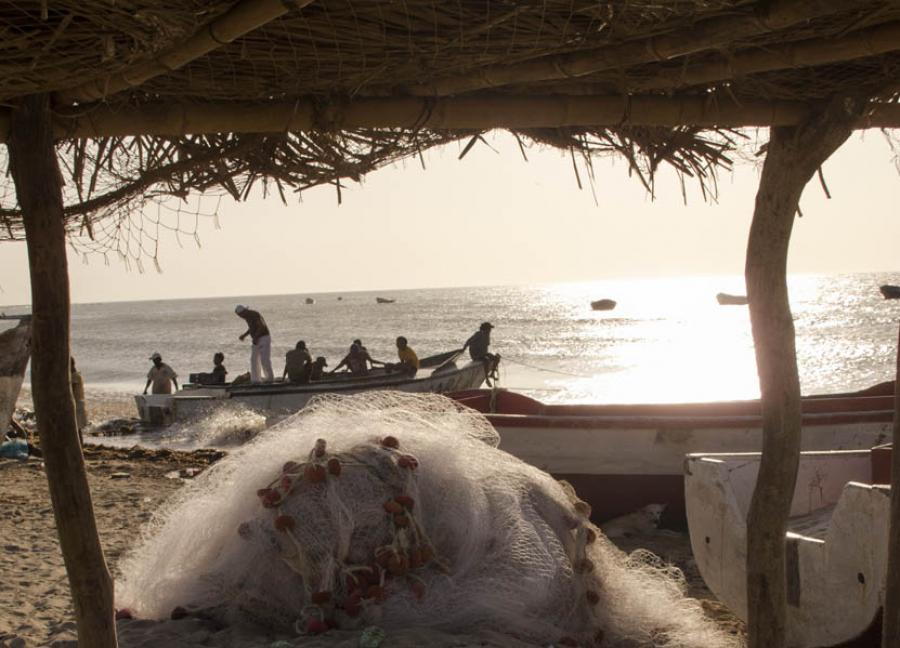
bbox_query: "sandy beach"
[0,445,744,647]
[2,387,746,647]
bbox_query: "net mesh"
[118,392,736,647]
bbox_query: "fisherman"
[235,304,274,383]
[331,343,369,376]
[385,336,419,376]
[310,357,328,382]
[143,352,179,395]
[353,338,384,371]
[283,340,313,383]
[462,321,500,387]
[196,352,227,385]
[70,357,87,444]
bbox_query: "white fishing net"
[118,392,736,648]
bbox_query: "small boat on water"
[685,443,892,647]
[305,297,315,304]
[136,350,490,426]
[449,386,893,525]
[590,299,616,311]
[376,297,395,304]
[0,317,31,430]
[879,284,900,299]
[716,292,749,305]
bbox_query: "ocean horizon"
[8,271,900,407]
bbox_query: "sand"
[2,391,745,647]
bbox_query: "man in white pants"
[235,305,274,383]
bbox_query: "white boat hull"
[450,389,893,524]
[136,360,487,425]
[685,448,891,647]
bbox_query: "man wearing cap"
[143,353,179,395]
[462,322,499,386]
[235,305,274,383]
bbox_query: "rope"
[502,356,594,379]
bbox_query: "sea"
[9,272,900,414]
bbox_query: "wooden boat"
[449,388,893,525]
[376,297,395,304]
[716,292,749,305]
[879,284,900,299]
[590,299,616,311]
[685,444,893,647]
[136,350,488,426]
[0,317,31,431]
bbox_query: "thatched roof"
[1,0,899,255]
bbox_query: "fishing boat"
[449,387,893,525]
[685,444,892,647]
[879,284,900,299]
[376,297,396,304]
[0,317,32,430]
[136,350,490,426]
[716,292,749,305]
[305,297,315,304]
[590,299,616,311]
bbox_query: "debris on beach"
[117,393,737,647]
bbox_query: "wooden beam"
[884,333,900,648]
[0,96,897,141]
[744,96,864,648]
[632,21,900,92]
[7,94,116,647]
[402,0,876,96]
[56,0,314,105]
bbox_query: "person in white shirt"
[143,352,179,394]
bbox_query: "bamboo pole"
[883,326,900,648]
[7,94,116,647]
[744,96,863,648]
[631,21,900,92]
[56,0,315,104]
[403,0,875,96]
[0,96,897,142]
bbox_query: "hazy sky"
[1,129,897,307]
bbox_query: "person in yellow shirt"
[391,336,419,376]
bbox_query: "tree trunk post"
[7,94,117,647]
[883,324,900,648]
[744,96,865,648]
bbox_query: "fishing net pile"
[118,392,735,648]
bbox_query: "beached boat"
[136,350,488,426]
[449,388,893,525]
[376,297,396,304]
[879,284,900,299]
[590,299,616,311]
[685,444,892,647]
[716,292,749,305]
[0,317,31,431]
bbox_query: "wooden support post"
[883,325,900,648]
[7,95,117,647]
[744,97,864,648]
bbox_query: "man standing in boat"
[143,352,179,395]
[235,305,274,383]
[462,322,500,387]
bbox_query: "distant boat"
[879,285,900,299]
[376,297,395,304]
[305,297,315,304]
[590,299,616,311]
[716,292,748,306]
[337,296,343,301]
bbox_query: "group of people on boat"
[141,306,496,393]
